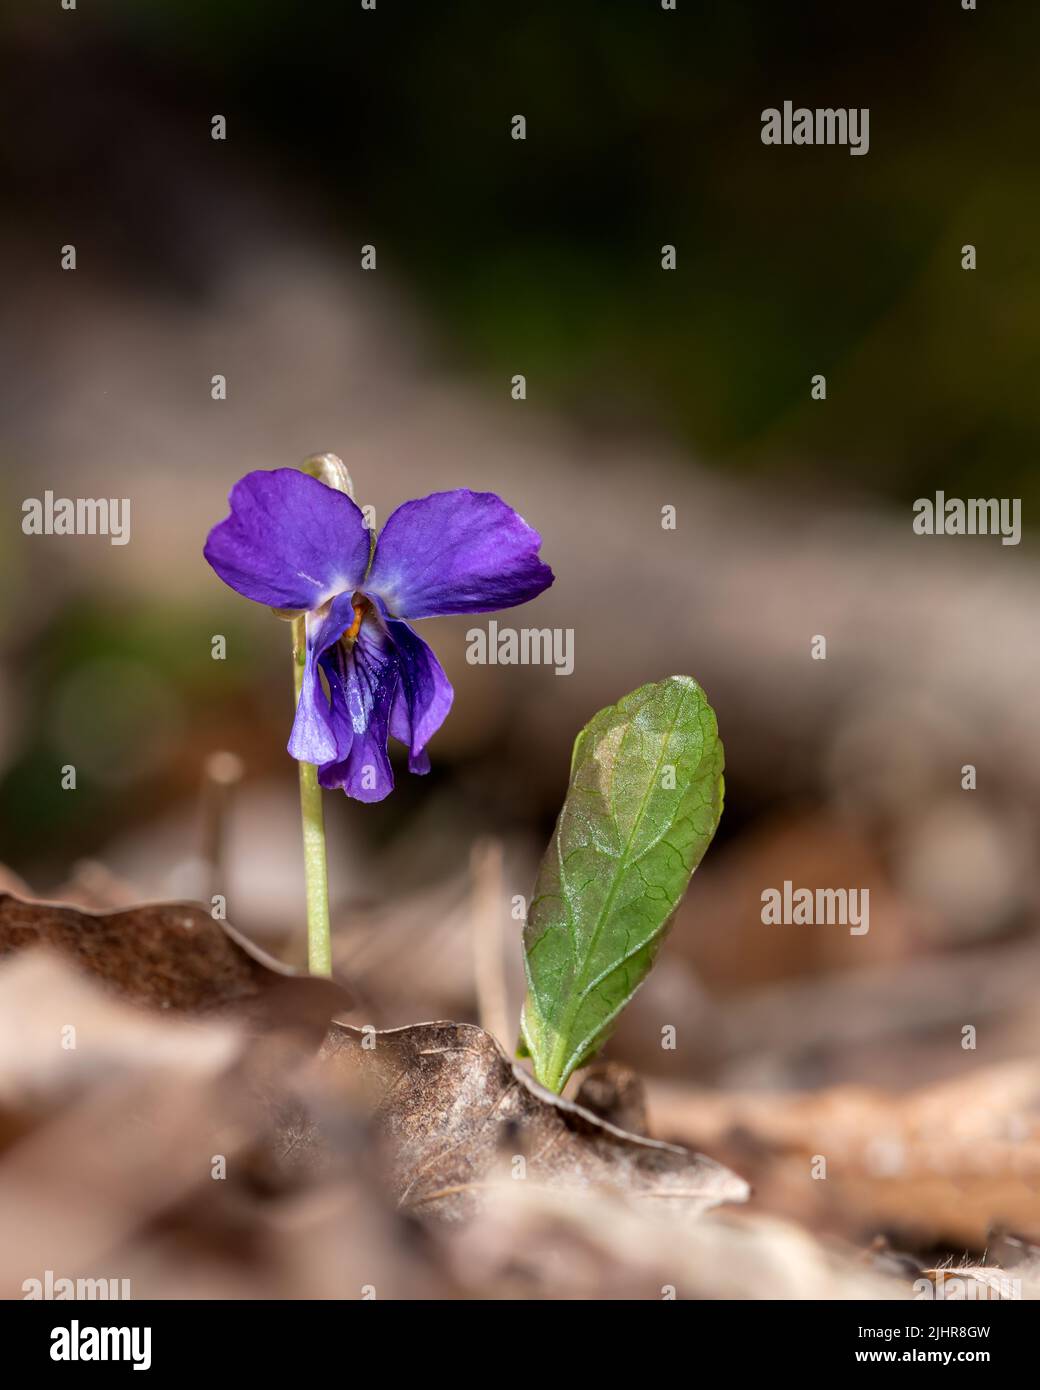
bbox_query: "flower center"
[340,593,370,649]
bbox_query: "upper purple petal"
[365,490,554,619]
[386,619,454,773]
[204,468,372,610]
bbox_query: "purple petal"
[286,592,358,766]
[317,619,398,802]
[386,619,454,773]
[204,468,371,610]
[365,490,554,619]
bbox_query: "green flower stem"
[292,615,332,977]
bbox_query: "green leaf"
[519,676,724,1094]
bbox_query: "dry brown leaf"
[648,1062,1040,1247]
[441,1184,905,1300]
[0,950,250,1296]
[575,1060,650,1135]
[0,892,349,1037]
[317,1020,749,1220]
[0,950,239,1119]
[0,950,440,1300]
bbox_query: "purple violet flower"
[204,469,554,802]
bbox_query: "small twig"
[469,838,509,1045]
[200,749,244,904]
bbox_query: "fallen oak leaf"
[0,891,281,1008]
[0,892,350,1037]
[317,1020,749,1220]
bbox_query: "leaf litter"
[0,889,1033,1298]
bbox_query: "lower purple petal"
[317,621,398,802]
[287,593,357,766]
[387,619,454,773]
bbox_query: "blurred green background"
[6,0,1039,502]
